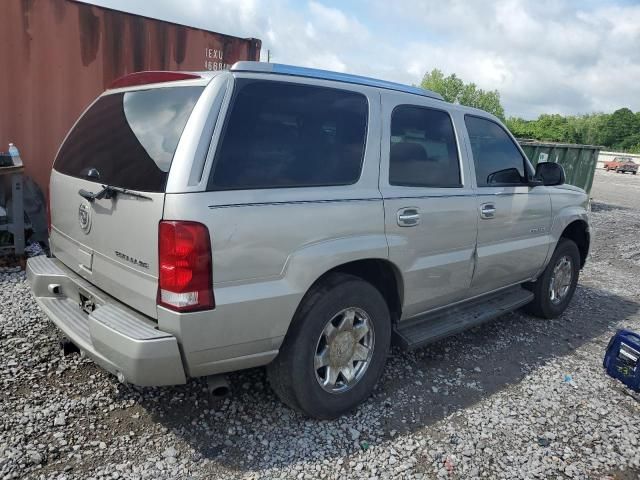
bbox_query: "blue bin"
[603,329,640,392]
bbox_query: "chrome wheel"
[314,307,375,393]
[549,255,573,304]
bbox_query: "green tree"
[505,117,535,138]
[420,69,505,120]
[529,114,572,142]
[505,110,639,151]
[601,108,639,148]
[420,69,640,151]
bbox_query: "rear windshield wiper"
[78,184,151,202]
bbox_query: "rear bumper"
[26,255,186,386]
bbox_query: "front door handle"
[480,203,496,219]
[397,208,420,227]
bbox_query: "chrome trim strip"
[208,198,382,209]
[207,194,480,209]
[384,194,472,200]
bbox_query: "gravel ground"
[2,169,640,480]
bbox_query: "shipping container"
[0,0,261,197]
[518,140,601,195]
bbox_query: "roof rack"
[230,62,444,101]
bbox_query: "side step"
[393,286,534,350]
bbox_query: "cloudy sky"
[85,0,640,119]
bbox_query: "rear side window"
[389,105,461,187]
[465,115,528,187]
[208,80,368,190]
[55,86,203,192]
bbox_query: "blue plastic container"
[603,329,640,392]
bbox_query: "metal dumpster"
[518,141,601,195]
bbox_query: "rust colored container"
[0,0,261,196]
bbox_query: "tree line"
[420,69,640,153]
[506,110,640,153]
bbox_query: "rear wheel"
[267,273,391,419]
[524,238,580,319]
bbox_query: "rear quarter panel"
[160,78,389,376]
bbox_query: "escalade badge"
[78,201,92,233]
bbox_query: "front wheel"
[524,238,580,319]
[267,273,391,419]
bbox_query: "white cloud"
[83,0,640,118]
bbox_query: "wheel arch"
[560,219,590,268]
[298,258,404,325]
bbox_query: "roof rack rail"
[230,61,444,101]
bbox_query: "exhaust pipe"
[207,375,230,398]
[59,337,80,356]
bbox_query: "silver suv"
[27,62,590,419]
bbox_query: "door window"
[389,105,461,188]
[208,80,368,190]
[465,115,529,187]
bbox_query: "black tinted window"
[208,80,367,190]
[389,106,461,188]
[465,115,527,187]
[55,86,203,192]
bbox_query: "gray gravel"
[2,168,640,480]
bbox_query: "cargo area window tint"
[208,80,368,190]
[465,115,528,187]
[389,106,461,188]
[54,86,203,192]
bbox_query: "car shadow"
[122,283,638,471]
[590,201,631,213]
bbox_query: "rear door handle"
[480,203,496,219]
[397,208,420,227]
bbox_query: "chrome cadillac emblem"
[78,201,92,233]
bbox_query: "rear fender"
[282,234,390,295]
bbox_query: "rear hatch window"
[54,86,204,191]
[49,85,204,318]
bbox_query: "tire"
[267,272,391,419]
[524,238,580,319]
[633,171,637,175]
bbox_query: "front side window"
[208,80,368,190]
[465,115,528,187]
[389,105,461,188]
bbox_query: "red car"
[604,157,638,174]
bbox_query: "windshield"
[54,86,204,192]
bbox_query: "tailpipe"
[206,375,230,398]
[59,337,80,356]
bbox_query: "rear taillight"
[158,221,214,312]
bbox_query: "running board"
[393,286,534,350]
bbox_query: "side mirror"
[535,162,565,186]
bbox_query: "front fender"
[538,186,590,273]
